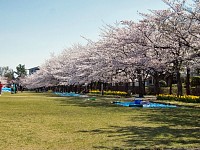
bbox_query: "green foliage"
[191,87,200,96]
[160,86,179,95]
[191,76,200,87]
[145,86,177,95]
[0,66,14,80]
[16,64,27,77]
[159,80,167,87]
[47,90,53,93]
[0,66,14,82]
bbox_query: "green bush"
[160,86,179,95]
[159,80,167,87]
[191,76,200,87]
[47,90,53,93]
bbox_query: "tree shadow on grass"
[54,95,200,149]
[78,125,200,149]
[55,96,121,108]
[144,108,200,128]
[89,125,200,149]
[77,108,200,149]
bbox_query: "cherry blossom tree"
[22,0,200,97]
[133,0,200,96]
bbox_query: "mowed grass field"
[0,92,199,150]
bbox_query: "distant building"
[28,66,40,75]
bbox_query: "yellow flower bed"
[157,94,200,103]
[89,90,127,96]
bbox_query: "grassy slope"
[0,92,199,150]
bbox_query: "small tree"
[16,64,27,77]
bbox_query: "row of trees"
[21,0,200,96]
[0,64,27,85]
[0,66,14,81]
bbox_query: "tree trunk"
[177,70,183,96]
[98,81,101,91]
[138,74,144,98]
[116,83,119,91]
[131,82,135,95]
[169,75,173,95]
[90,82,93,91]
[186,67,190,95]
[101,83,104,95]
[153,74,160,95]
[143,80,146,96]
[125,82,129,93]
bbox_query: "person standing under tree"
[11,82,17,94]
[11,82,15,94]
[0,81,3,96]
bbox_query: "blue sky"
[0,0,168,70]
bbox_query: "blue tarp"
[54,92,81,97]
[2,87,11,92]
[115,101,177,108]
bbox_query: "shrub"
[159,80,167,87]
[47,90,53,93]
[191,76,200,87]
[191,87,200,96]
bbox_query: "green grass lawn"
[0,92,200,150]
